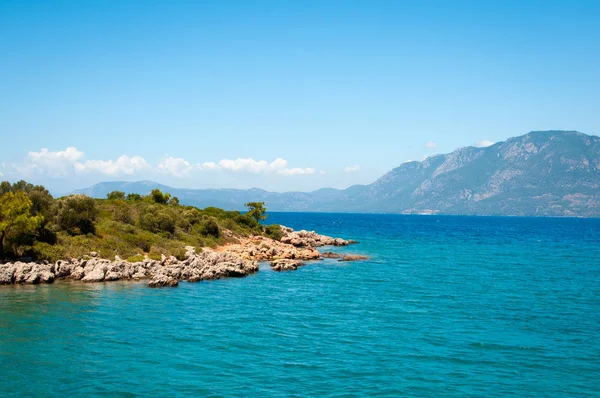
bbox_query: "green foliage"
[245,201,268,222]
[32,241,65,263]
[139,205,176,234]
[56,195,97,235]
[107,190,126,200]
[126,193,142,201]
[264,224,284,241]
[199,217,220,238]
[149,189,171,205]
[126,254,145,263]
[0,191,44,257]
[0,180,273,262]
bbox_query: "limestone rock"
[148,274,179,288]
[0,263,16,284]
[270,259,305,271]
[339,254,369,262]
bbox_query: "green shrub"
[200,217,220,238]
[32,241,65,263]
[56,195,97,235]
[139,205,176,234]
[107,191,126,200]
[264,224,284,241]
[126,193,142,201]
[126,254,145,263]
[149,189,171,205]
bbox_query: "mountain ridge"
[74,130,600,217]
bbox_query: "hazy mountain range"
[75,130,600,217]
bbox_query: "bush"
[107,191,126,200]
[139,205,176,234]
[264,224,284,241]
[200,217,220,238]
[32,241,65,263]
[149,189,171,205]
[126,193,142,201]
[56,195,97,235]
[114,205,134,225]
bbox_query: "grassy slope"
[33,198,280,263]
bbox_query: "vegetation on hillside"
[0,181,283,263]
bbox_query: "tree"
[0,192,43,257]
[139,205,176,234]
[56,195,97,235]
[0,181,11,196]
[149,189,171,205]
[244,202,267,222]
[126,193,142,201]
[169,196,180,206]
[107,190,126,200]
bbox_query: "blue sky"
[1,0,599,194]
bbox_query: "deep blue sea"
[1,213,599,397]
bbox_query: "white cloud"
[344,165,361,172]
[475,140,495,147]
[425,141,437,149]
[276,167,316,176]
[74,155,149,175]
[157,156,193,177]
[217,157,288,173]
[25,147,84,176]
[199,161,219,170]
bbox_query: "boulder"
[148,274,178,288]
[270,259,305,271]
[70,266,85,280]
[321,252,341,259]
[82,266,106,282]
[339,254,369,262]
[0,263,16,284]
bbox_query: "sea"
[1,213,599,397]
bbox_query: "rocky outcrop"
[339,254,369,262]
[0,247,258,288]
[0,227,363,285]
[219,235,320,262]
[148,274,179,288]
[280,226,355,247]
[270,259,305,271]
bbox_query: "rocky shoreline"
[0,226,366,288]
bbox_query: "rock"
[104,271,121,281]
[71,266,85,280]
[270,259,305,271]
[321,252,341,259]
[90,251,98,257]
[13,262,32,284]
[148,274,178,288]
[339,254,369,262]
[39,271,55,284]
[54,260,74,278]
[0,263,16,284]
[82,266,106,282]
[279,226,353,247]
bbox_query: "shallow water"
[1,213,599,397]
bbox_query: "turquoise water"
[1,213,599,397]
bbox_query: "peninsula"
[0,180,363,287]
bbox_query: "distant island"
[75,130,600,218]
[0,182,363,287]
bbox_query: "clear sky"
[1,0,599,194]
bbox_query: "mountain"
[74,131,600,217]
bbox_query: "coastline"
[0,226,364,288]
